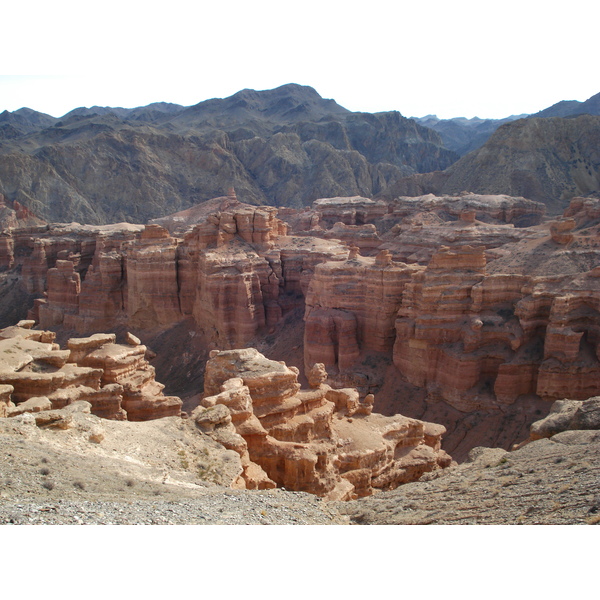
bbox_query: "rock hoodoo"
[195,348,452,500]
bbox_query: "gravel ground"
[0,491,348,525]
[338,430,600,525]
[2,409,599,526]
[0,412,348,525]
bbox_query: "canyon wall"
[300,195,600,457]
[3,193,600,460]
[1,202,349,355]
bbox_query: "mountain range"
[0,85,599,223]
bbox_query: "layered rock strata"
[5,193,600,459]
[302,197,600,427]
[393,243,600,411]
[195,348,452,500]
[0,322,181,421]
[9,204,348,351]
[304,249,423,371]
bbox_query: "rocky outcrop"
[387,193,546,227]
[0,323,181,421]
[5,193,600,463]
[526,397,600,441]
[0,383,14,417]
[281,193,546,265]
[125,225,182,329]
[304,249,422,371]
[311,196,389,228]
[0,194,47,232]
[392,241,600,411]
[197,348,452,500]
[13,205,348,350]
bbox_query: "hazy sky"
[2,1,598,120]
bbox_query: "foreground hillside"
[1,396,598,525]
[0,409,347,525]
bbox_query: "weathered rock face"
[304,250,423,371]
[0,322,181,421]
[0,383,14,417]
[280,193,547,265]
[295,195,600,461]
[176,208,347,348]
[10,205,348,350]
[392,242,600,411]
[125,225,182,329]
[311,196,389,229]
[387,193,546,227]
[197,348,452,499]
[393,245,518,411]
[527,397,600,441]
[5,192,600,463]
[0,194,47,233]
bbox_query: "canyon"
[1,187,599,476]
[1,78,600,511]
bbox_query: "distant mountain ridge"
[380,114,600,214]
[0,84,458,224]
[413,91,600,157]
[1,85,599,223]
[529,92,600,119]
[412,114,527,156]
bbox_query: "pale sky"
[1,1,598,120]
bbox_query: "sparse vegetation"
[177,449,190,469]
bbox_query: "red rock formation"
[0,233,14,270]
[37,260,81,327]
[549,218,576,244]
[0,384,14,417]
[304,249,423,372]
[0,324,181,421]
[199,348,452,499]
[6,192,600,463]
[68,332,181,421]
[65,246,126,332]
[0,194,47,232]
[126,225,182,329]
[312,196,389,228]
[388,193,546,226]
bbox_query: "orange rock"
[0,324,181,421]
[201,348,452,499]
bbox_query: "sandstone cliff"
[4,193,600,464]
[0,321,181,421]
[196,348,452,499]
